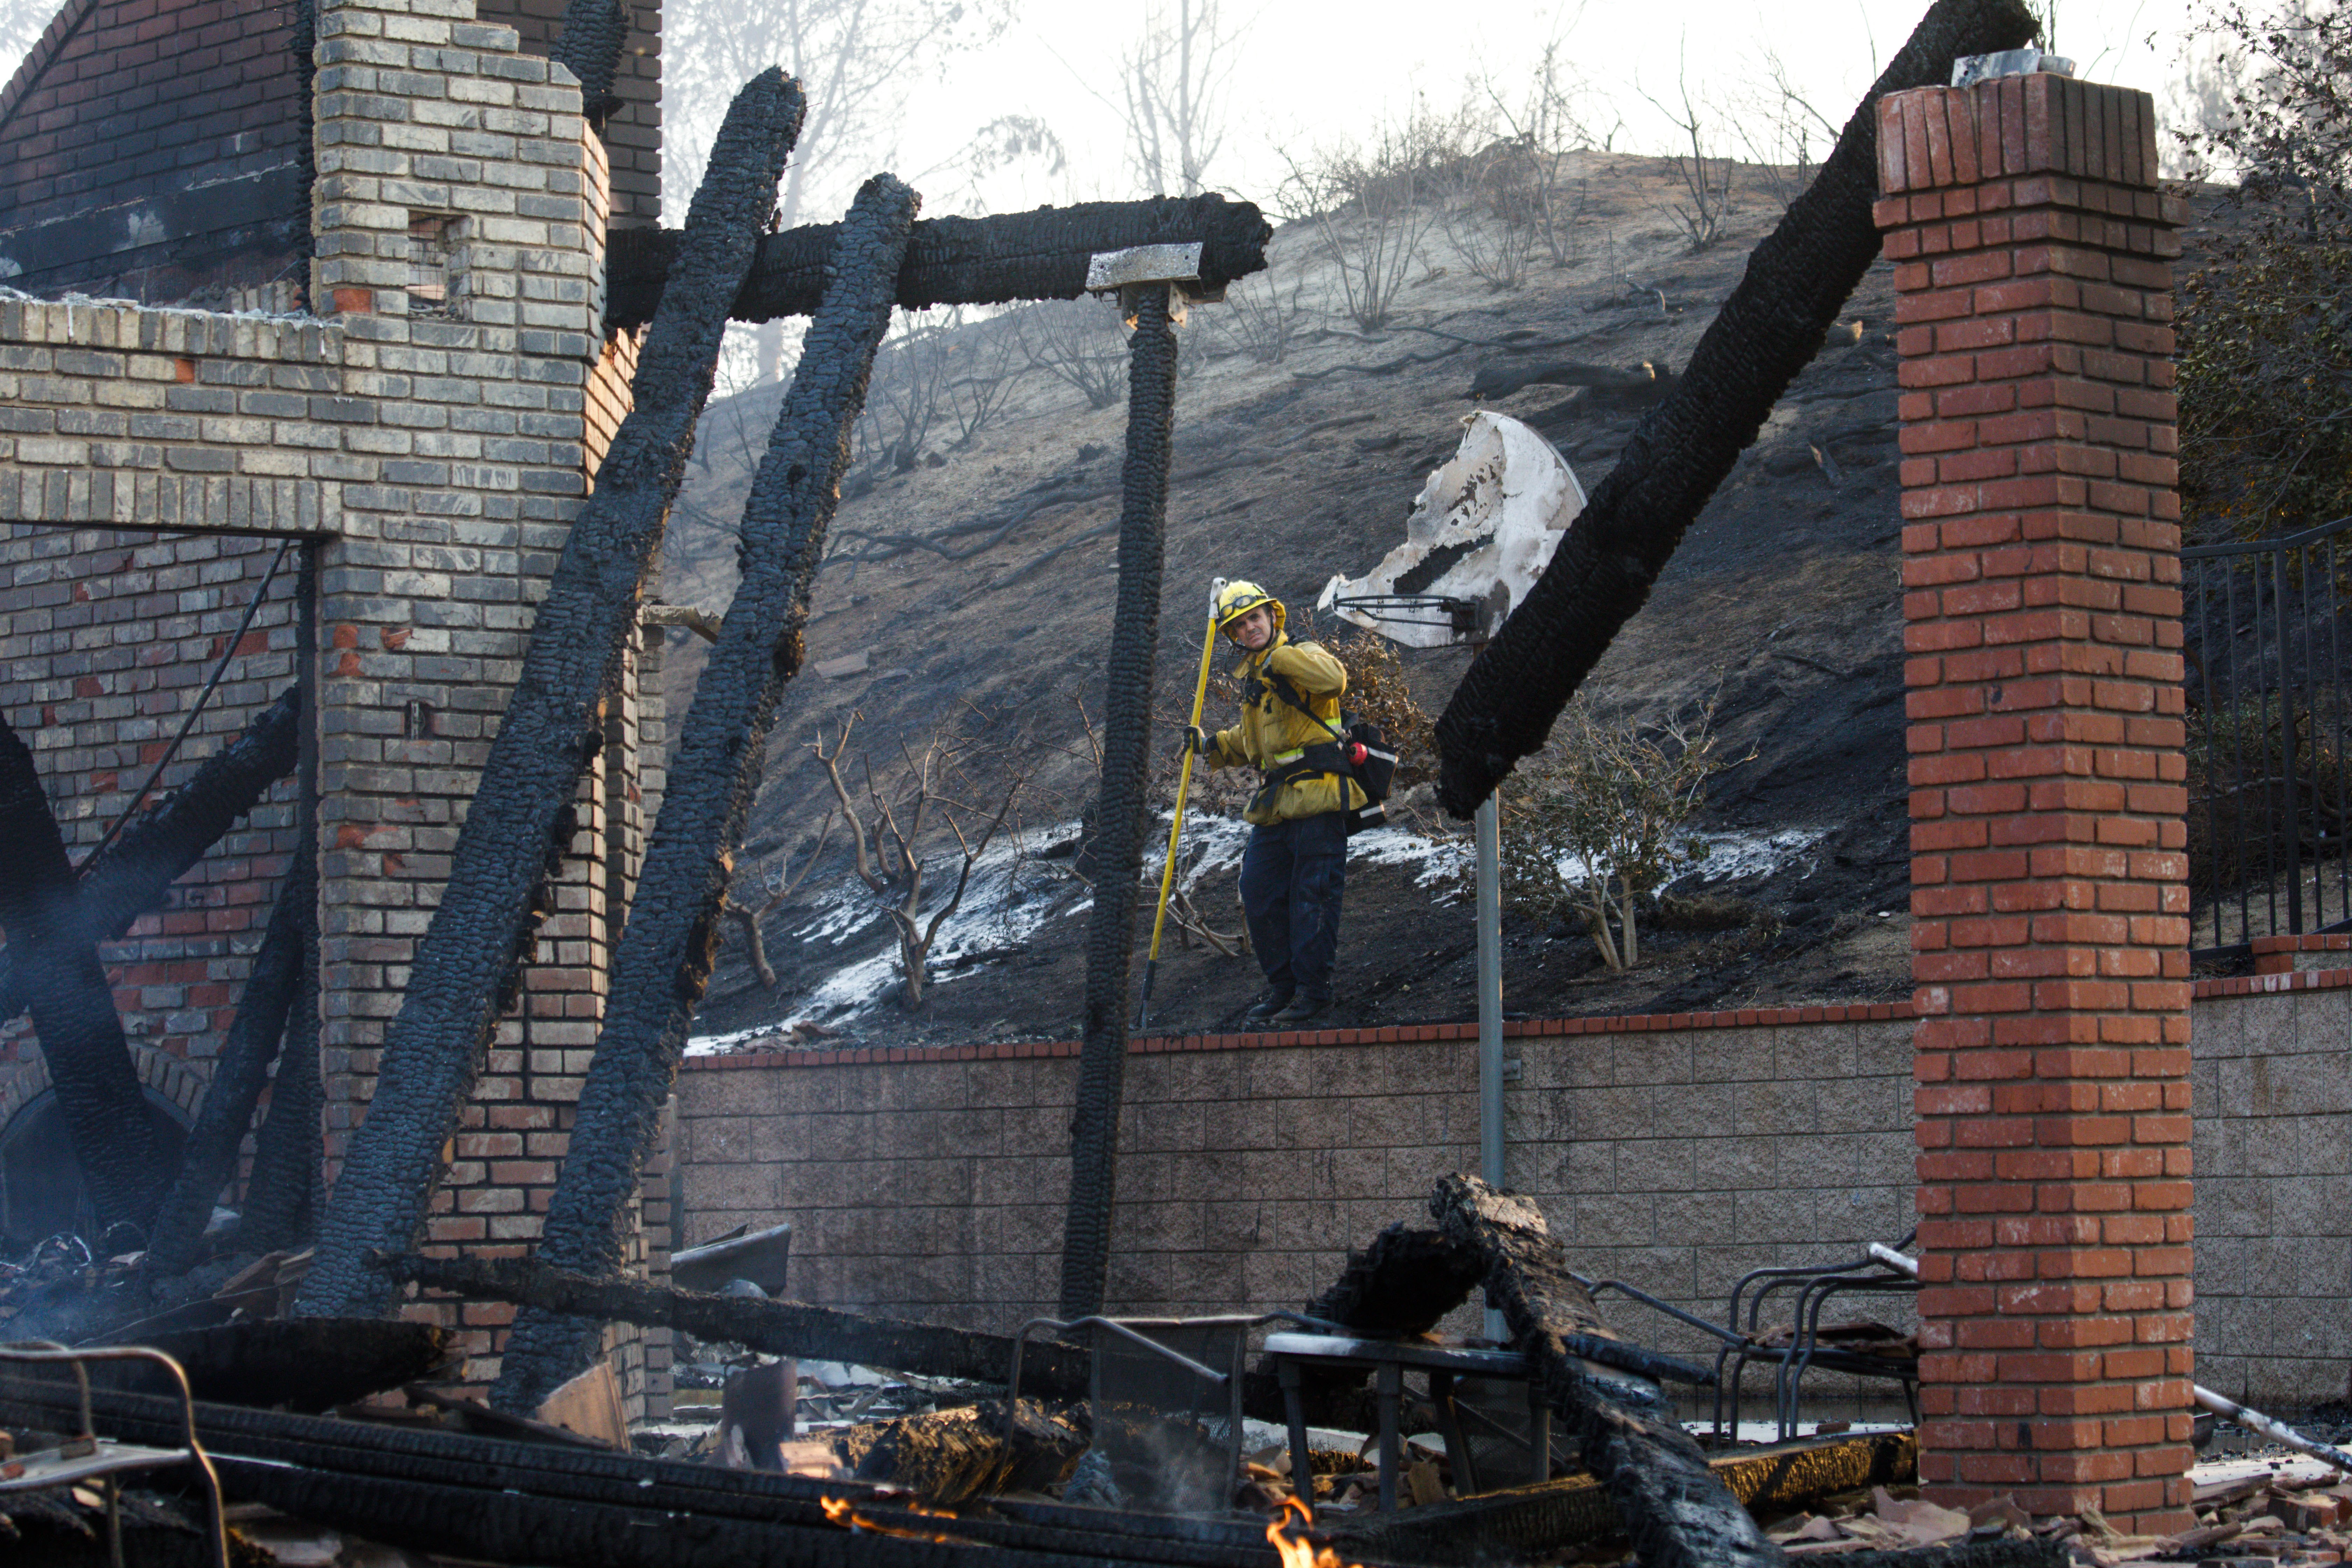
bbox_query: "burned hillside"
[664,152,1960,1049]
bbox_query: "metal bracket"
[1083,241,1224,326]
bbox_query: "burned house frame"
[0,0,2272,1544]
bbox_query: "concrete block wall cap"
[2250,933,2352,953]
[673,999,1931,1070]
[1951,49,2074,88]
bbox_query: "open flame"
[818,1494,965,1542]
[1266,1496,1360,1568]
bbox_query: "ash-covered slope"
[657,153,1922,1048]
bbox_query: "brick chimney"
[1879,71,2194,1531]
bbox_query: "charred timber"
[385,1251,1089,1400]
[604,195,1273,331]
[145,838,315,1274]
[494,174,919,1414]
[0,715,165,1232]
[68,1318,451,1413]
[1250,1225,1486,1427]
[553,0,628,124]
[1432,0,2039,814]
[1058,285,1179,1318]
[0,684,299,1024]
[1326,1432,1914,1565]
[201,1455,1218,1568]
[295,71,809,1319]
[0,1382,1306,1568]
[1431,1175,1785,1568]
[237,895,323,1253]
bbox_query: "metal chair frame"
[1579,1231,1922,1442]
[1010,1314,1270,1513]
[0,1339,228,1568]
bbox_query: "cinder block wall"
[674,977,2352,1414]
[675,1006,1920,1394]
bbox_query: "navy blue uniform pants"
[1239,811,1348,1001]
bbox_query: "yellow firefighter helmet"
[1211,578,1285,637]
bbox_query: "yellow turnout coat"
[1201,635,1369,826]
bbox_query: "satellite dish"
[1316,412,1587,648]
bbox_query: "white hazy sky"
[873,0,2198,216]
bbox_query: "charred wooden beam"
[0,714,165,1233]
[552,0,628,125]
[200,1454,1205,1568]
[77,1318,451,1413]
[0,1381,1292,1568]
[1248,1224,1485,1428]
[493,173,919,1414]
[383,1251,1090,1400]
[295,70,810,1320]
[237,879,323,1252]
[1432,0,2039,814]
[0,684,299,1024]
[1326,1432,1915,1566]
[1431,1175,1785,1568]
[1059,284,1180,1318]
[144,838,314,1275]
[605,194,1272,331]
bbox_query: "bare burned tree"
[1217,262,1307,365]
[664,0,1008,381]
[489,173,919,1414]
[1481,41,1611,270]
[295,70,810,1321]
[1120,0,1246,197]
[1734,46,1841,213]
[720,813,835,988]
[941,310,1024,448]
[1636,48,1738,252]
[1435,0,2039,815]
[0,715,165,1235]
[811,715,1024,1012]
[1016,298,1127,411]
[855,312,953,472]
[1436,135,1540,292]
[1278,116,1444,332]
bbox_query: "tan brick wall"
[0,0,668,1414]
[0,528,300,1087]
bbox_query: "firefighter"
[1182,580,1365,1024]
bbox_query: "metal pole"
[1476,788,1505,1343]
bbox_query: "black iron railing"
[2184,515,2352,957]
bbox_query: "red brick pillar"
[1879,73,2193,1531]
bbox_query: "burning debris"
[8,1174,2347,1568]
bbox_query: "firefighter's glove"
[1180,725,1210,757]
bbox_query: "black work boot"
[1272,994,1331,1024]
[1245,989,1294,1021]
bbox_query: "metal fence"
[2184,515,2352,957]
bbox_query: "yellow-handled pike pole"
[1136,581,1225,1031]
